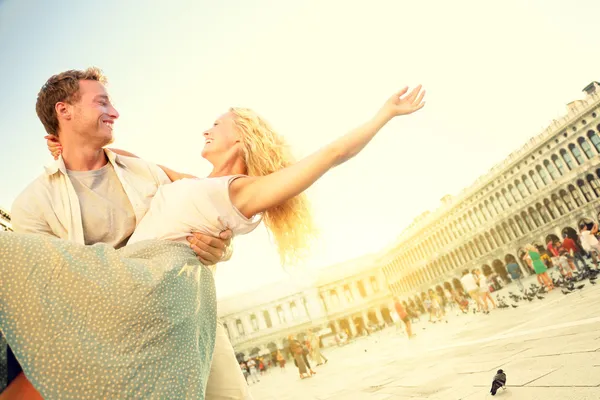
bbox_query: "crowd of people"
[391,221,600,337]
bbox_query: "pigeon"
[577,284,585,290]
[590,280,597,285]
[561,290,570,295]
[536,295,544,300]
[490,369,507,396]
[511,304,518,308]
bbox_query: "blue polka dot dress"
[0,234,217,399]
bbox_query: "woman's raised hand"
[380,85,426,120]
[44,135,62,160]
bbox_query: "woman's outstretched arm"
[230,85,425,218]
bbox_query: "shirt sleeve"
[212,176,262,236]
[11,195,55,236]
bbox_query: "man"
[561,234,585,271]
[460,269,487,313]
[506,260,524,292]
[3,68,249,399]
[578,224,599,268]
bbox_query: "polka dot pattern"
[0,232,217,399]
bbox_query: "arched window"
[559,190,573,211]
[529,170,542,189]
[544,160,560,179]
[495,226,507,244]
[502,222,513,240]
[561,148,576,169]
[496,193,508,210]
[486,200,496,216]
[277,306,286,323]
[569,143,585,165]
[543,199,556,219]
[587,175,600,197]
[502,189,513,206]
[508,219,520,237]
[236,319,245,336]
[490,230,501,247]
[250,314,260,330]
[528,208,541,228]
[479,205,489,221]
[568,185,583,207]
[508,185,520,203]
[552,155,566,175]
[578,137,594,159]
[587,130,600,152]
[516,180,528,197]
[491,197,502,213]
[263,310,273,328]
[522,175,535,193]
[577,180,593,202]
[515,216,528,234]
[551,194,565,215]
[521,212,533,231]
[536,165,550,185]
[536,203,549,224]
[330,290,340,306]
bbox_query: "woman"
[2,86,426,399]
[474,269,496,310]
[525,244,554,291]
[307,330,328,366]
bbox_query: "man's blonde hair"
[36,67,107,136]
[230,107,317,266]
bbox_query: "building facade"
[380,81,600,296]
[0,207,11,232]
[218,254,396,358]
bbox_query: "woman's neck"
[209,156,247,178]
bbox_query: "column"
[242,314,254,334]
[364,278,374,296]
[332,320,341,334]
[362,310,370,327]
[269,307,280,327]
[374,308,384,324]
[283,302,294,322]
[347,317,357,337]
[351,282,362,300]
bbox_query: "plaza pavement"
[248,273,600,399]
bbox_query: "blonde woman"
[525,244,554,291]
[2,86,425,399]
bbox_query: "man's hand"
[187,230,233,265]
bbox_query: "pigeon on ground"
[536,295,544,300]
[561,290,570,295]
[511,304,518,308]
[577,284,585,290]
[490,369,507,396]
[590,280,597,285]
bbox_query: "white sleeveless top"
[128,175,262,246]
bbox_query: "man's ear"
[55,101,72,122]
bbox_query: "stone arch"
[380,305,393,324]
[481,264,493,276]
[492,259,509,282]
[452,277,464,293]
[587,129,600,152]
[578,178,594,202]
[545,233,560,244]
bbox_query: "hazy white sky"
[1,0,599,298]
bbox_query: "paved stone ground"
[248,274,600,399]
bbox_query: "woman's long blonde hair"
[230,107,317,265]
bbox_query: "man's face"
[67,80,119,146]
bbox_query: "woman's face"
[202,111,241,161]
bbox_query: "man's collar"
[43,148,125,177]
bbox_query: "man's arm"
[107,148,198,182]
[11,197,55,236]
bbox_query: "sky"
[1,0,599,298]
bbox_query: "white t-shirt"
[129,176,261,246]
[460,273,479,292]
[580,231,600,252]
